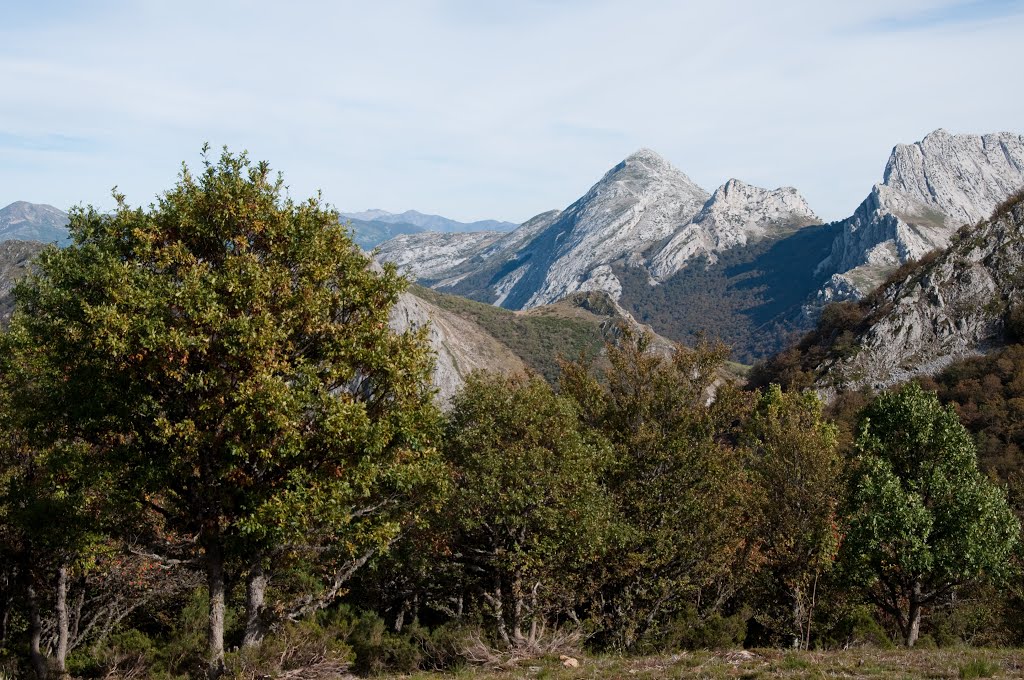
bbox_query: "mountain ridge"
[815,129,1024,304]
[342,208,517,233]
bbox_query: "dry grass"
[382,648,1024,679]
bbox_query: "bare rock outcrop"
[816,193,1024,394]
[815,129,1024,303]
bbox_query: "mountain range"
[4,127,1024,397]
[341,209,517,235]
[376,129,1024,362]
[0,203,515,252]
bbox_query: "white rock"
[815,129,1024,303]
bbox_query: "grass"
[377,648,1024,679]
[959,658,1001,679]
[411,285,621,382]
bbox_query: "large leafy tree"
[560,330,755,650]
[441,372,613,649]
[841,383,1020,647]
[9,147,442,678]
[744,385,842,649]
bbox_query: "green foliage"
[917,344,1024,484]
[443,372,613,644]
[822,605,895,650]
[959,658,1001,679]
[663,605,749,651]
[560,330,756,650]
[6,147,443,675]
[350,612,424,675]
[841,383,1020,646]
[745,385,842,648]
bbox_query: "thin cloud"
[854,0,1024,33]
[0,1,1021,223]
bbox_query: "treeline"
[0,151,1021,680]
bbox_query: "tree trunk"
[792,588,803,650]
[905,581,922,648]
[27,583,49,679]
[805,572,820,652]
[203,523,226,680]
[242,565,268,648]
[0,569,11,650]
[55,563,70,676]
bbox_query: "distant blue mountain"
[344,217,426,250]
[342,209,517,234]
[0,202,513,252]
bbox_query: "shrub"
[663,605,749,650]
[825,606,895,649]
[350,612,423,676]
[226,617,353,678]
[960,658,1000,679]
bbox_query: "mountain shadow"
[616,223,839,364]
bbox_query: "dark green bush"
[350,612,424,676]
[824,606,894,649]
[663,605,749,650]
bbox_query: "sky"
[1,0,1023,223]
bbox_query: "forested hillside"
[2,151,1022,680]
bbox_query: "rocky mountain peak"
[623,147,671,168]
[0,201,69,243]
[881,128,1024,225]
[593,148,705,202]
[647,179,820,280]
[815,129,1024,305]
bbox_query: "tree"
[841,383,1020,647]
[744,385,842,649]
[441,372,612,650]
[0,322,113,679]
[560,330,755,650]
[9,147,442,678]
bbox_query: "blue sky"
[1,0,1022,223]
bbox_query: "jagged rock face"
[884,129,1024,225]
[817,194,1024,395]
[376,150,818,312]
[0,202,69,243]
[816,130,1024,303]
[649,179,819,280]
[498,148,710,308]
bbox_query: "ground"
[359,649,1024,680]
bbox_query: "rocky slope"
[648,179,819,280]
[388,291,527,403]
[376,231,504,281]
[378,150,819,313]
[814,191,1024,394]
[0,240,45,321]
[0,202,69,243]
[816,129,1024,303]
